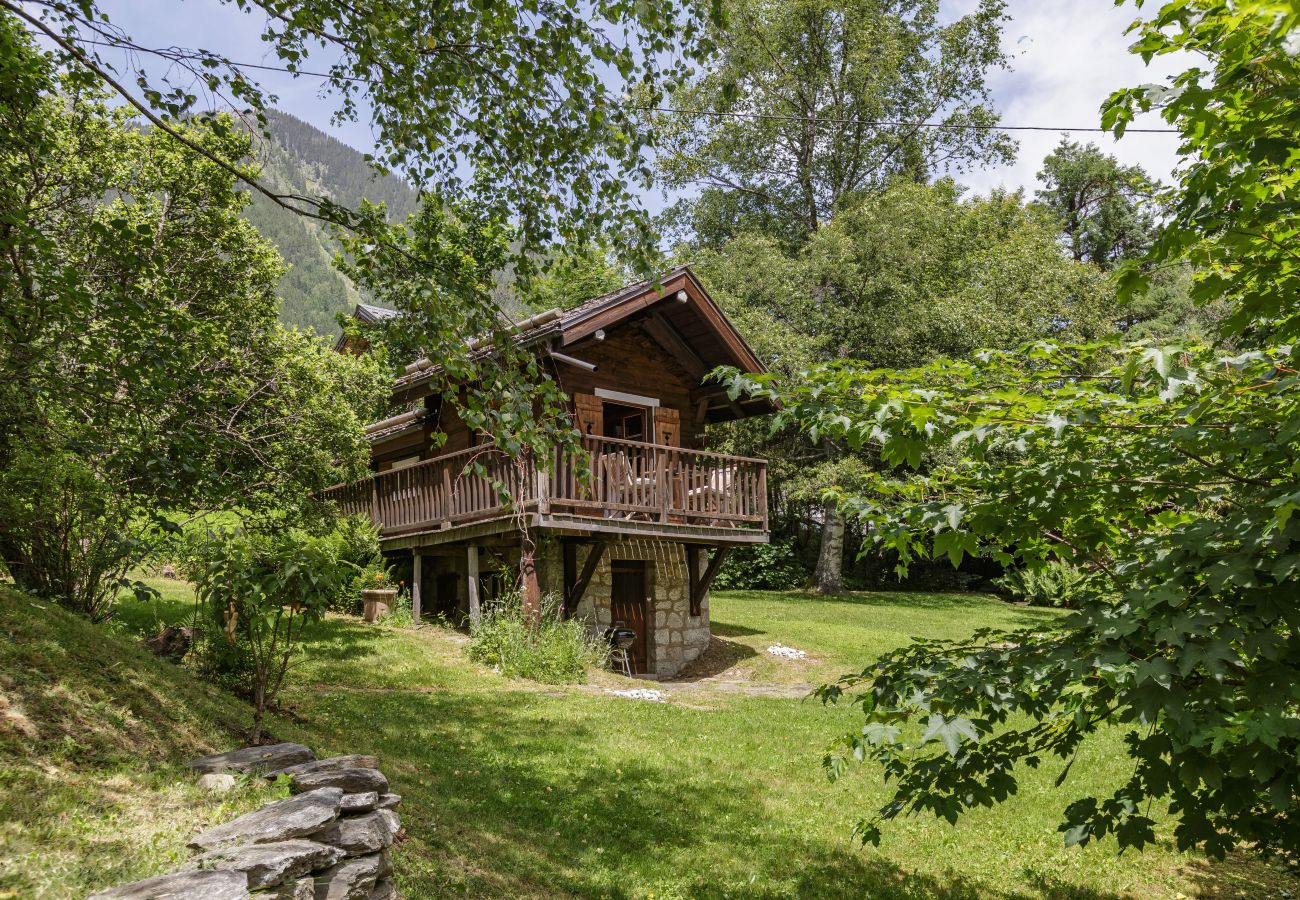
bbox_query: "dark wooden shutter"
[573,392,603,436]
[654,406,681,447]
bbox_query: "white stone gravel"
[766,644,807,660]
[606,688,669,702]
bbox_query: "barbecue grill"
[603,622,637,676]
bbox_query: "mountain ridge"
[245,110,418,335]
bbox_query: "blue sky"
[100,0,1185,210]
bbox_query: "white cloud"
[953,0,1189,198]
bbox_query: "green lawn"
[3,580,1294,898]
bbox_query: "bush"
[992,560,1086,607]
[326,516,384,614]
[713,539,808,591]
[189,527,352,741]
[468,592,608,683]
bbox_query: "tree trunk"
[814,500,845,595]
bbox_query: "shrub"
[992,559,1086,608]
[326,516,384,614]
[374,589,414,629]
[468,592,608,684]
[190,528,352,741]
[713,538,808,591]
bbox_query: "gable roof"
[393,266,766,390]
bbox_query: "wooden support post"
[467,544,481,627]
[412,552,422,624]
[562,541,578,618]
[566,541,606,615]
[690,546,730,617]
[521,532,542,626]
[686,546,700,616]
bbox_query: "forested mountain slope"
[245,110,419,335]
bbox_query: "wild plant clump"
[468,593,608,684]
[991,559,1086,608]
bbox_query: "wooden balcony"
[322,435,769,546]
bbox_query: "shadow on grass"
[671,635,759,680]
[719,589,1062,628]
[298,687,1125,900]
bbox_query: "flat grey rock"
[375,849,393,878]
[291,767,388,795]
[375,793,401,810]
[90,869,249,900]
[189,787,343,852]
[261,876,315,900]
[192,839,344,889]
[369,878,396,900]
[313,853,383,900]
[188,743,314,775]
[197,773,237,793]
[340,791,379,814]
[267,755,379,780]
[313,810,397,857]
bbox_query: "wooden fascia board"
[559,271,768,376]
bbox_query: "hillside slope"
[245,110,418,336]
[0,587,290,897]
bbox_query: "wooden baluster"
[659,446,669,522]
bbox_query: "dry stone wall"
[90,743,402,900]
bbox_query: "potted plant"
[359,565,399,623]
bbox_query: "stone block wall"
[549,537,710,678]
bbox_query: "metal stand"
[609,647,633,677]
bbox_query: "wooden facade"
[330,267,773,677]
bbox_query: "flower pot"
[361,588,398,623]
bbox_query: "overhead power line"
[78,36,1180,135]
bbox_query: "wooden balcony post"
[758,463,769,531]
[441,464,452,527]
[536,450,551,515]
[370,478,379,527]
[467,544,481,627]
[411,552,422,623]
[657,445,669,522]
[521,532,542,626]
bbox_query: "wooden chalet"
[325,267,773,677]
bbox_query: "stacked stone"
[90,743,403,900]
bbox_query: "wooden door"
[610,562,649,675]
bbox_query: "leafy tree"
[3,1,714,515]
[0,31,386,618]
[658,0,1015,247]
[723,0,1300,859]
[1035,138,1164,269]
[192,528,353,742]
[695,181,1115,592]
[7,0,708,277]
[524,244,629,312]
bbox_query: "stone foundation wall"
[555,538,710,679]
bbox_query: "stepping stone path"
[90,744,404,900]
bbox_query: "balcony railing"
[322,435,768,538]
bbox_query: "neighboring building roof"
[355,303,399,324]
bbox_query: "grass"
[2,579,1296,899]
[702,588,1061,685]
